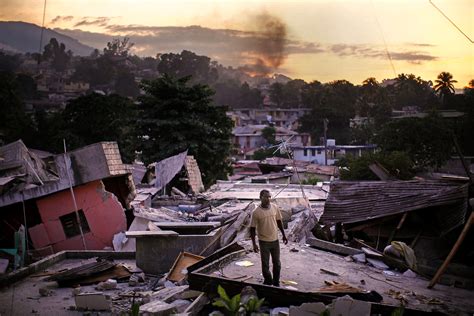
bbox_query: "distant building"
[227,108,310,130]
[291,140,377,165]
[233,124,311,158]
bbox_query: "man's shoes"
[273,282,280,287]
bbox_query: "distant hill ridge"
[0,21,94,56]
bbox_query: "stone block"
[74,292,111,311]
[328,295,371,316]
[289,302,326,316]
[139,300,176,315]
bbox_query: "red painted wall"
[30,180,127,252]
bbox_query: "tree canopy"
[299,80,358,144]
[59,93,137,162]
[157,50,218,85]
[375,115,453,169]
[0,71,35,145]
[42,38,71,72]
[137,74,233,186]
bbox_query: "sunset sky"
[1,0,472,87]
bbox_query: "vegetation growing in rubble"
[212,285,265,316]
[338,151,415,181]
[136,74,233,187]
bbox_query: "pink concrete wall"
[31,180,126,252]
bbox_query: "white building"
[291,140,377,165]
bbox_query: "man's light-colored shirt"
[250,202,282,242]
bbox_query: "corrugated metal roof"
[320,180,469,227]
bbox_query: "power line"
[37,0,47,65]
[370,0,397,77]
[429,0,473,44]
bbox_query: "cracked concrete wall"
[29,180,127,252]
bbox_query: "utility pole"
[323,118,328,166]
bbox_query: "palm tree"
[467,79,474,89]
[361,77,379,95]
[434,72,457,98]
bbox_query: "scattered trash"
[235,260,254,267]
[282,280,298,285]
[71,286,81,296]
[96,279,117,290]
[320,268,339,276]
[387,289,409,306]
[38,287,54,297]
[128,273,145,286]
[352,253,366,263]
[167,252,204,282]
[382,270,398,277]
[366,258,389,270]
[284,285,298,291]
[403,269,417,278]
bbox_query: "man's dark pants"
[258,240,281,286]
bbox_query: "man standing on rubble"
[250,189,288,287]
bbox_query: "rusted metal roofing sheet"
[320,180,469,226]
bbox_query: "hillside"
[0,21,94,56]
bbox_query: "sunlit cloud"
[50,15,74,25]
[330,44,437,64]
[55,22,438,70]
[74,17,111,28]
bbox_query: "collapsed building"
[1,142,473,315]
[0,140,135,261]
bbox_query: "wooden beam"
[428,211,474,289]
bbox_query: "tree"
[301,80,323,108]
[467,79,474,89]
[434,72,458,107]
[42,38,71,71]
[0,72,35,145]
[390,73,435,110]
[213,80,262,108]
[73,38,135,87]
[115,71,139,98]
[268,79,305,108]
[15,74,37,99]
[268,82,285,107]
[60,93,137,162]
[434,72,457,97]
[252,126,287,160]
[338,151,415,180]
[299,80,358,144]
[375,115,453,169]
[458,80,474,155]
[157,50,218,85]
[0,52,20,72]
[103,37,134,57]
[137,74,233,186]
[355,77,392,131]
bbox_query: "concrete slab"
[192,240,474,314]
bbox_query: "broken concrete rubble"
[126,222,220,274]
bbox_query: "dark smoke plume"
[238,13,287,76]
